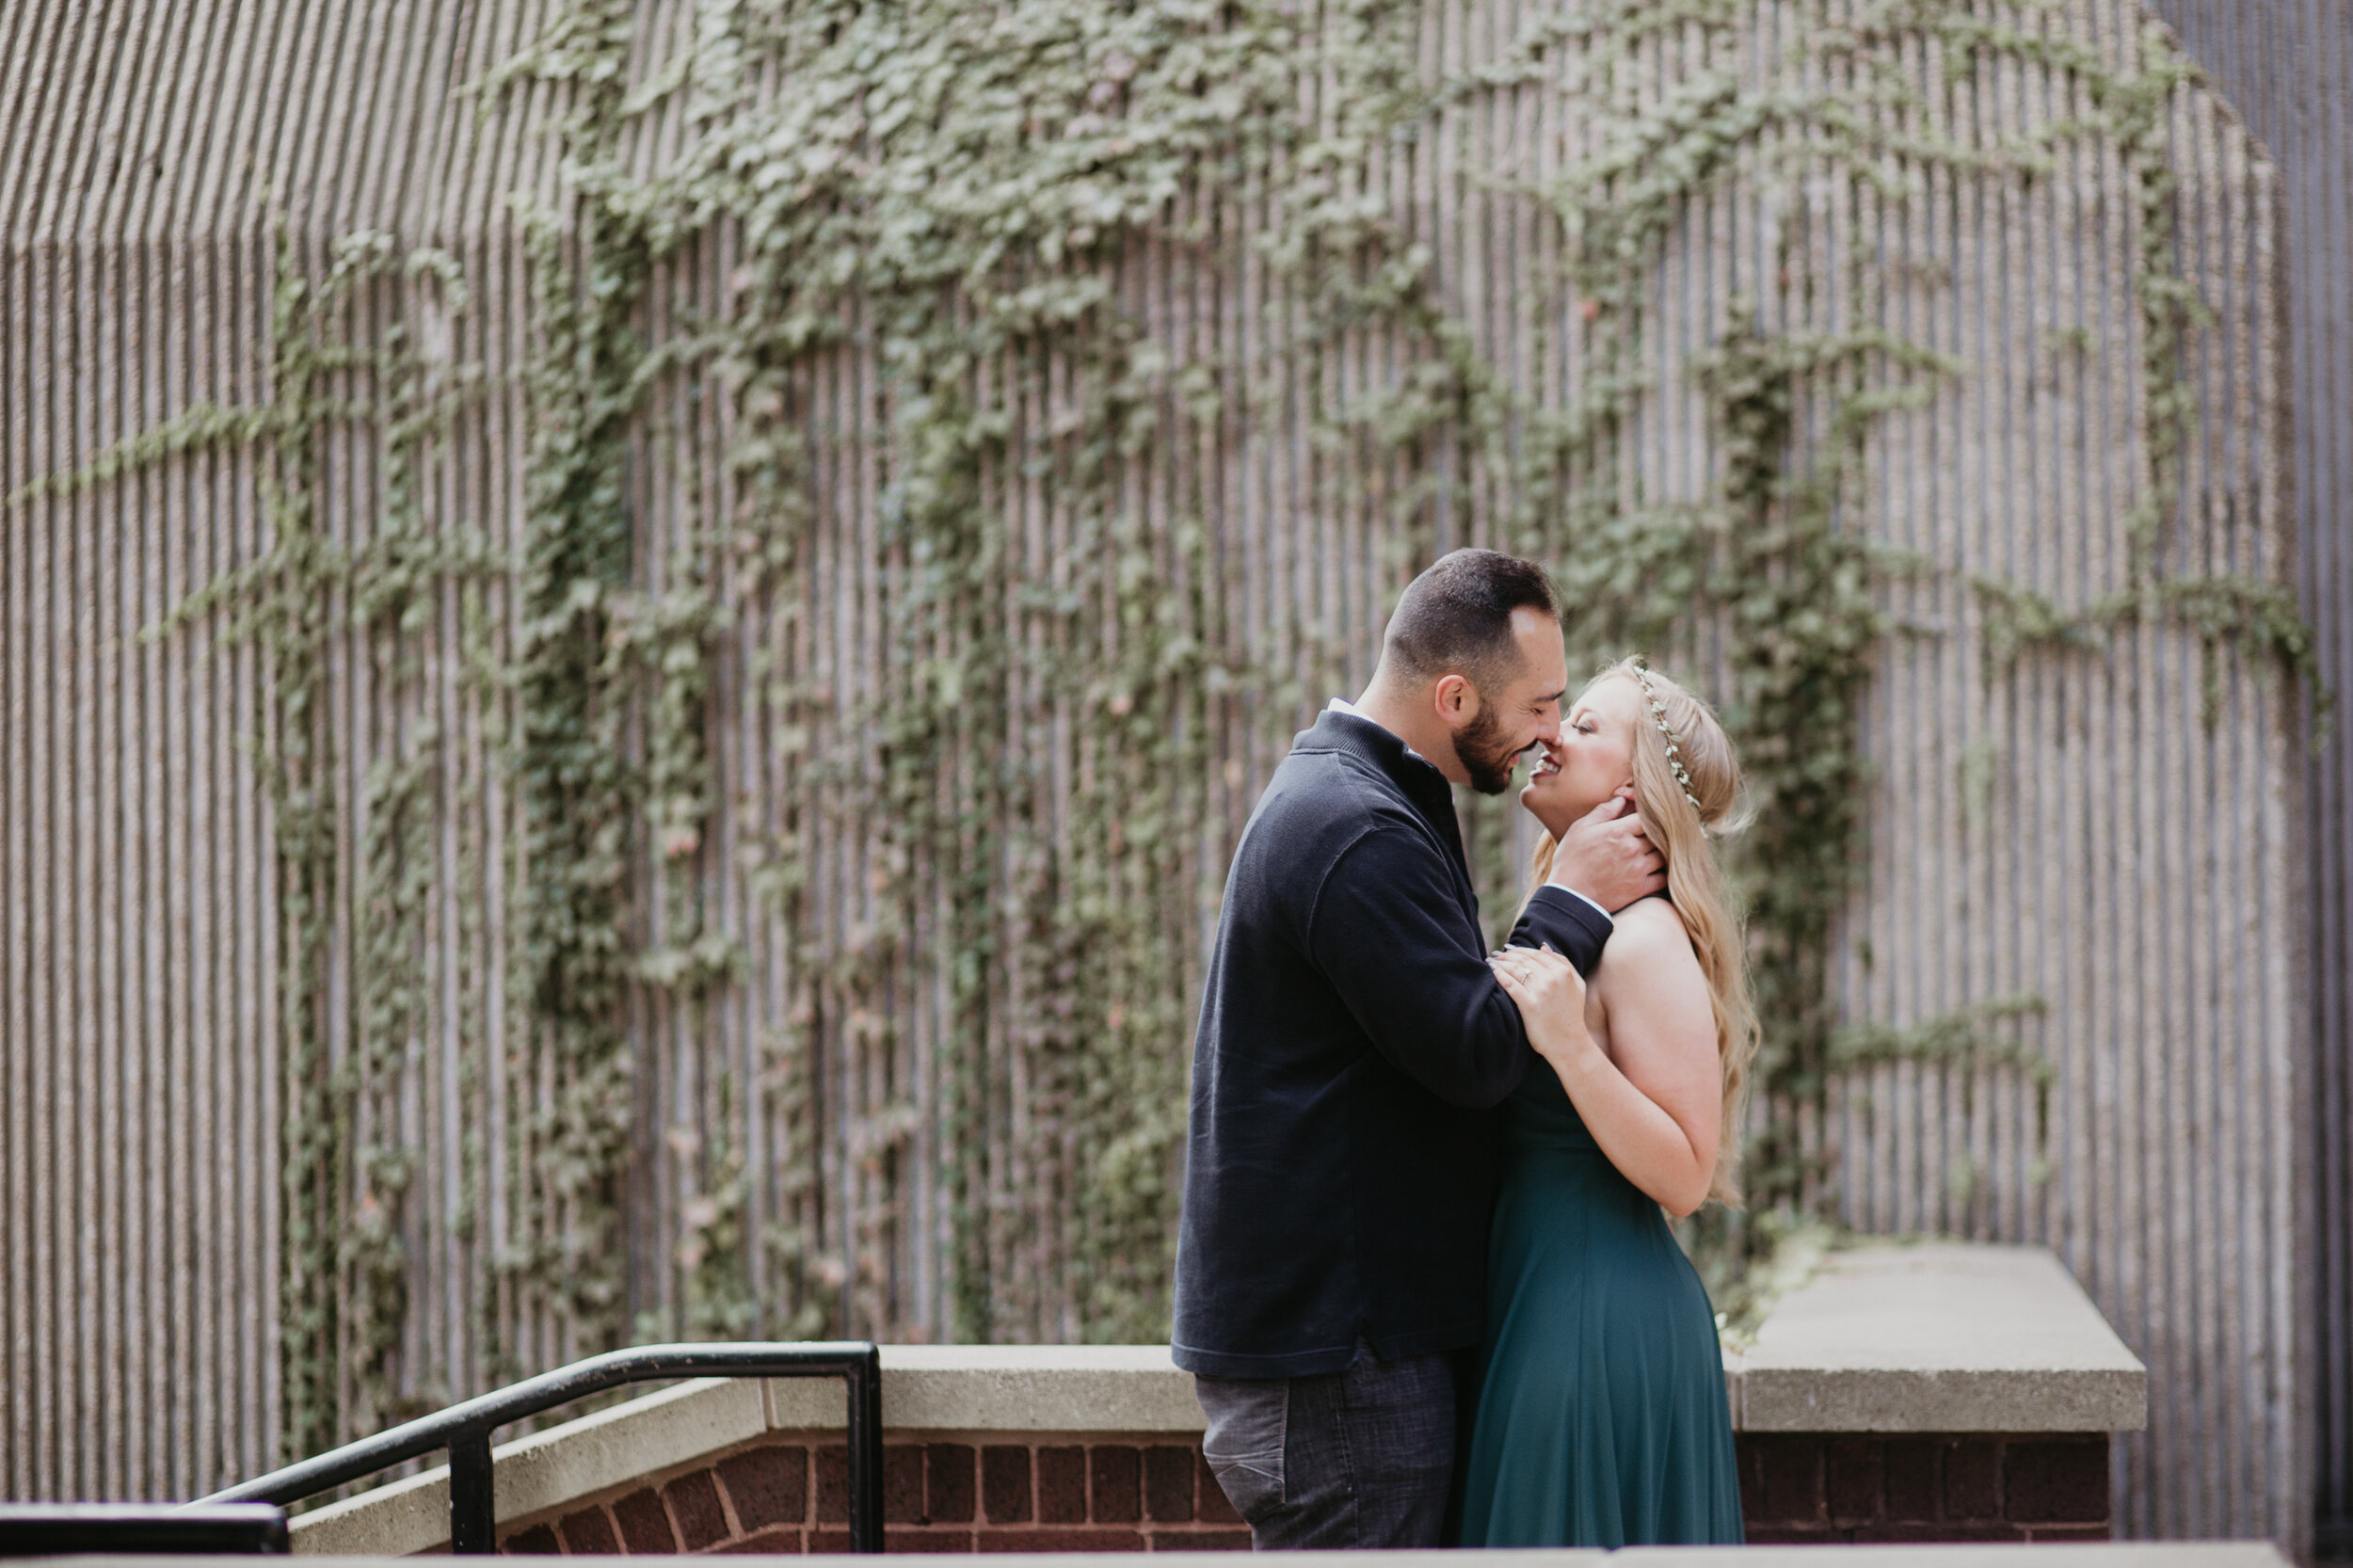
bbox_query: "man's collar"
[1319,700,1606,924]
[1310,701,1456,818]
[1325,696,1431,766]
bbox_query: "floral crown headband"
[1629,659,1704,817]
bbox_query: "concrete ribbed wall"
[0,0,2321,1549]
[0,0,567,1505]
[2136,4,2353,1549]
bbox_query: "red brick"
[718,1526,805,1554]
[1037,1447,1088,1524]
[666,1470,730,1550]
[927,1446,977,1524]
[1193,1450,1241,1526]
[982,1447,1032,1523]
[613,1488,678,1553]
[1736,1437,1765,1522]
[1143,1447,1195,1522]
[815,1445,851,1524]
[1827,1438,1885,1525]
[1943,1439,2001,1520]
[559,1507,618,1554]
[2004,1438,2109,1524]
[1883,1440,1940,1522]
[502,1524,561,1554]
[808,1528,976,1553]
[1849,1523,2028,1543]
[885,1446,927,1524]
[979,1529,1146,1552]
[888,1528,975,1552]
[1089,1447,1142,1523]
[1749,1435,1825,1525]
[719,1446,809,1531]
[2026,1524,2114,1542]
[1149,1528,1252,1550]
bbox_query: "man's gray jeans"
[1193,1341,1458,1549]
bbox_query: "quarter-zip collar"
[1301,708,1465,871]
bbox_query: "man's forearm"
[1548,885,1613,926]
[1507,887,1610,977]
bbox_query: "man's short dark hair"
[1382,548,1560,690]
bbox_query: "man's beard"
[1455,698,1524,795]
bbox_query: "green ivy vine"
[15,228,486,1456]
[21,0,2320,1451]
[1416,0,2320,1307]
[480,0,1500,1347]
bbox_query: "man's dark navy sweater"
[1170,708,1611,1378]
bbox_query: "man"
[1171,549,1665,1549]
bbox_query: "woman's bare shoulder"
[1593,896,1710,1048]
[1602,897,1699,973]
[1615,894,1692,942]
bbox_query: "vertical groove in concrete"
[0,0,2323,1545]
[2142,0,2353,1546]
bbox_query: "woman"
[1455,657,1754,1547]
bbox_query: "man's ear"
[1433,672,1478,729]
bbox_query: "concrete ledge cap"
[1734,1241,2148,1432]
[288,1243,2151,1554]
[291,1377,766,1556]
[291,1351,1195,1554]
[768,1344,1197,1432]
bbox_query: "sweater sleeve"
[1505,886,1613,978]
[1305,824,1536,1110]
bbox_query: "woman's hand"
[1488,945,1594,1064]
[1497,906,1723,1216]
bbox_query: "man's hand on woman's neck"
[1548,796,1667,913]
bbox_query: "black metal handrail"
[197,1342,884,1554]
[0,1502,291,1556]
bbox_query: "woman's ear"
[1614,782,1638,804]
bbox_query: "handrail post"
[846,1344,885,1554]
[447,1425,495,1556]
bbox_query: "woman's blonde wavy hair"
[1522,657,1759,1207]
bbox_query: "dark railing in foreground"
[0,1502,290,1555]
[200,1342,885,1554]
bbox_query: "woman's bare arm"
[1491,904,1721,1214]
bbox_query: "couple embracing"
[1171,549,1753,1549]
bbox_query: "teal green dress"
[1455,1061,1744,1546]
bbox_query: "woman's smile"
[1521,676,1642,838]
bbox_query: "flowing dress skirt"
[1455,1069,1744,1546]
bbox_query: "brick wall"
[494,1438,1250,1555]
[491,1432,2108,1553]
[1737,1434,2112,1543]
